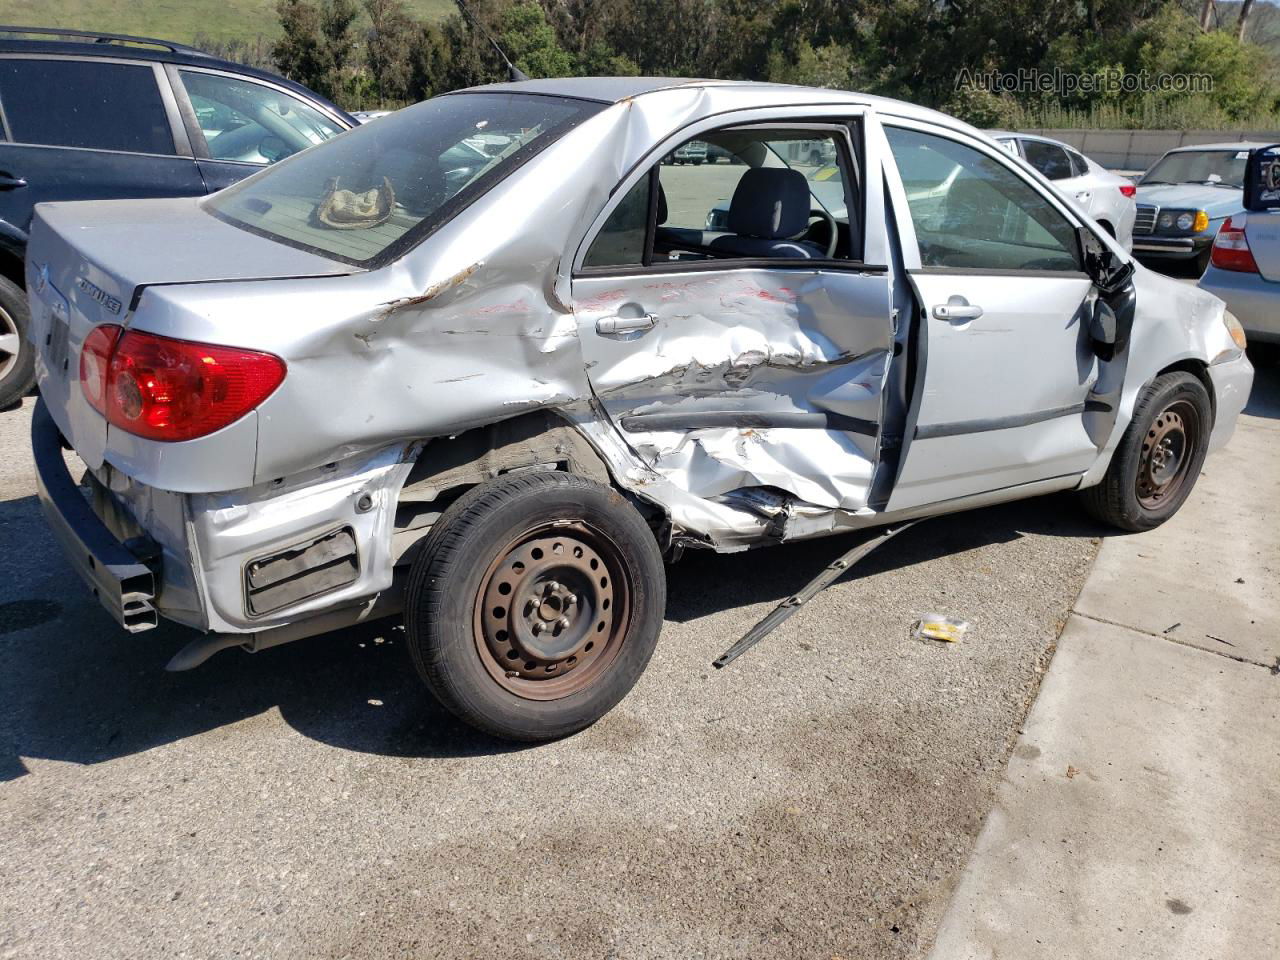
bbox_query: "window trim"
[879,117,1100,276]
[168,63,350,164]
[0,53,187,157]
[574,117,873,278]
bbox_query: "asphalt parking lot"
[0,394,1102,959]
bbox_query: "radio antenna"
[455,0,530,82]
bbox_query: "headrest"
[726,167,811,239]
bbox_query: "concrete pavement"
[927,360,1280,959]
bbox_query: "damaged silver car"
[26,78,1253,740]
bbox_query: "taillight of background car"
[1210,216,1259,274]
[79,327,286,441]
[1118,184,1136,198]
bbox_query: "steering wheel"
[809,208,839,258]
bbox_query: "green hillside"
[0,0,456,45]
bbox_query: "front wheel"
[1080,371,1212,531]
[404,472,666,741]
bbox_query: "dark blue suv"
[0,27,354,407]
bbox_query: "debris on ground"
[1206,634,1234,647]
[915,614,970,644]
[1163,622,1181,634]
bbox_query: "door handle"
[1075,191,1090,202]
[932,297,983,322]
[596,312,658,335]
[0,173,27,190]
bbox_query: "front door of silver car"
[573,119,896,518]
[883,123,1103,509]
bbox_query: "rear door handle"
[0,173,27,190]
[932,297,983,321]
[596,312,658,335]
[1075,191,1091,203]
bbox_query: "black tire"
[1080,371,1212,532]
[404,471,666,741]
[1194,246,1212,277]
[0,274,34,410]
[1097,220,1115,239]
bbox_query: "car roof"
[1166,141,1272,153]
[0,26,354,123]
[456,76,973,130]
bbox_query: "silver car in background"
[26,79,1252,742]
[1198,210,1280,344]
[992,131,1137,250]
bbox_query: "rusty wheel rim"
[1137,399,1200,509]
[473,522,631,701]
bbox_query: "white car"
[991,132,1137,251]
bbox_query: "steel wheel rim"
[0,305,18,382]
[1137,399,1200,509]
[473,521,632,701]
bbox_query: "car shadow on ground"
[0,489,1106,780]
[1244,348,1280,417]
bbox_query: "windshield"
[204,92,602,266]
[1141,149,1248,188]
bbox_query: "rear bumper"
[1198,265,1280,344]
[31,397,160,632]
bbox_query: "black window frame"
[575,117,882,278]
[0,53,190,158]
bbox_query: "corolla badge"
[76,276,122,315]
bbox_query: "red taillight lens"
[80,324,124,415]
[1210,215,1259,274]
[79,328,285,441]
[1119,184,1136,197]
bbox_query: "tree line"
[196,0,1280,128]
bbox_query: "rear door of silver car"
[572,110,898,516]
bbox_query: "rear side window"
[1067,148,1090,177]
[0,58,175,155]
[1021,139,1073,180]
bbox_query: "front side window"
[887,126,1080,272]
[205,92,601,265]
[1022,140,1073,180]
[179,70,344,164]
[0,58,174,155]
[583,126,858,268]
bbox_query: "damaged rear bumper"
[31,398,160,632]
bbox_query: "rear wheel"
[404,471,665,741]
[1080,371,1212,531]
[0,275,34,410]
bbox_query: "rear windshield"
[204,92,602,266]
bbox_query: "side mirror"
[1243,144,1280,211]
[1076,226,1134,294]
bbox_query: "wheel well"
[1097,220,1115,238]
[1157,358,1215,419]
[0,249,23,290]
[390,411,668,564]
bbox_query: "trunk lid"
[1242,210,1280,282]
[26,197,354,469]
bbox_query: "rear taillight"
[1118,184,1136,197]
[79,328,285,442]
[80,324,124,414]
[1210,215,1258,274]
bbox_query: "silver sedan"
[1198,210,1280,344]
[25,78,1252,740]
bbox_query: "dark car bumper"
[1131,233,1213,260]
[31,397,159,632]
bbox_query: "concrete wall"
[1021,128,1280,172]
